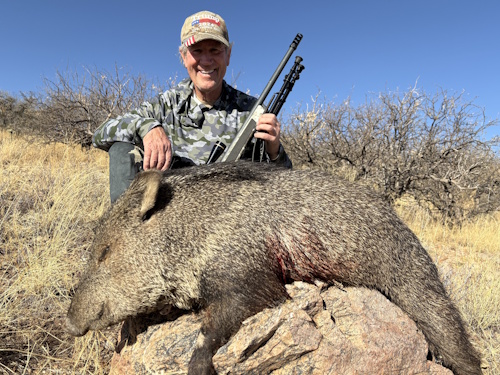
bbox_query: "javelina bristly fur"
[66,162,482,375]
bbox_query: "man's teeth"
[200,70,215,74]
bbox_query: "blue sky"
[1,0,499,140]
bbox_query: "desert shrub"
[282,87,499,222]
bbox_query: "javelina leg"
[188,271,287,375]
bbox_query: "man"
[92,10,292,202]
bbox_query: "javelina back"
[66,161,482,375]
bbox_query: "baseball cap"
[180,10,230,48]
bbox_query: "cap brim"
[185,33,229,47]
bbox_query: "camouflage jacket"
[92,78,291,167]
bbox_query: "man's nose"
[199,52,213,65]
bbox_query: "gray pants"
[108,142,144,203]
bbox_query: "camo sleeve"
[92,99,169,152]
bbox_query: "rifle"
[206,33,304,164]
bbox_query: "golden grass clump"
[0,129,498,374]
[0,130,113,373]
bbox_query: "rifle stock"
[209,33,303,164]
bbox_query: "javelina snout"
[65,316,89,337]
[66,162,482,375]
[66,169,185,338]
[65,280,106,337]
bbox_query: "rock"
[109,282,452,375]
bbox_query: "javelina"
[66,161,482,375]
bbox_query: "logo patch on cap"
[192,17,221,27]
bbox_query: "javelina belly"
[66,161,482,375]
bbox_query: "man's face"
[181,39,231,104]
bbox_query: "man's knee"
[108,142,144,203]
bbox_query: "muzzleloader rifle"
[206,33,304,164]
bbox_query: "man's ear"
[179,47,187,67]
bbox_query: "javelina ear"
[135,170,163,220]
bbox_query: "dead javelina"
[66,161,482,375]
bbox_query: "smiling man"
[93,10,292,203]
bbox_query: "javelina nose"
[64,316,88,337]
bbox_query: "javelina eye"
[98,246,110,262]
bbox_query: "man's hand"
[254,113,281,160]
[142,126,172,171]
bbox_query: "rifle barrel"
[254,33,303,109]
[215,33,303,164]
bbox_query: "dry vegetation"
[0,130,499,374]
[395,200,499,373]
[0,131,113,374]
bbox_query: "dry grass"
[395,200,500,373]
[0,131,114,373]
[0,130,498,374]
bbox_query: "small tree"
[0,91,38,132]
[36,65,168,146]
